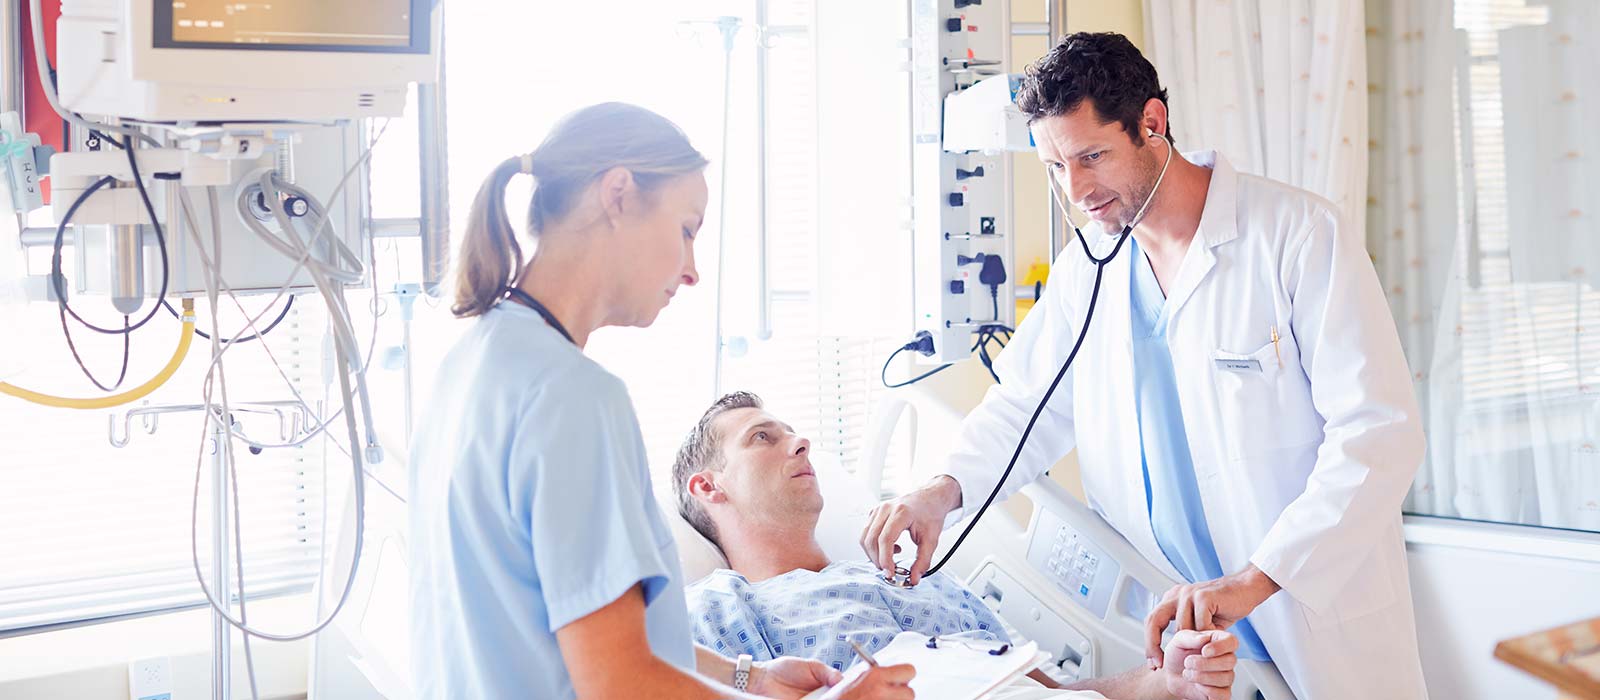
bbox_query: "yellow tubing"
[0,298,196,409]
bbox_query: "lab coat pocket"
[1297,544,1399,631]
[1209,342,1300,461]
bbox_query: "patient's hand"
[1161,630,1237,700]
[751,657,843,699]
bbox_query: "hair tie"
[520,153,535,175]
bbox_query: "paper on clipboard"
[804,631,1047,700]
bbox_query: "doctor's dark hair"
[1015,32,1172,146]
[671,391,766,549]
[451,102,709,318]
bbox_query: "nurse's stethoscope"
[903,128,1175,585]
[505,287,577,346]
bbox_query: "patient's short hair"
[671,391,764,549]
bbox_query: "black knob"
[956,166,986,180]
[955,0,982,7]
[949,280,966,294]
[948,192,965,207]
[945,17,962,32]
[285,196,310,217]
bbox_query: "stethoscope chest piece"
[882,564,917,588]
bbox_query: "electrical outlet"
[128,656,173,700]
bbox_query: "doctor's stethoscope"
[891,127,1176,587]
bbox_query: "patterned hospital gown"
[686,560,1010,672]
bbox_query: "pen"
[849,640,880,668]
[1271,325,1282,367]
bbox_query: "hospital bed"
[663,451,1296,700]
[308,442,1295,700]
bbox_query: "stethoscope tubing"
[921,134,1174,579]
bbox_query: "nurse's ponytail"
[451,103,709,318]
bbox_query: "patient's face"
[709,407,824,527]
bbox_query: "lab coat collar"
[1154,149,1236,322]
[1182,149,1240,250]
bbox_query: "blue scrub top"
[1129,238,1272,662]
[408,302,695,699]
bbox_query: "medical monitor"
[57,0,439,123]
[152,0,425,52]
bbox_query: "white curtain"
[1364,0,1458,516]
[1143,0,1369,230]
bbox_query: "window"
[0,294,332,633]
[1385,0,1600,532]
[393,0,916,489]
[716,0,915,487]
[1450,0,1590,412]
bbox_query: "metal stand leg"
[210,416,233,700]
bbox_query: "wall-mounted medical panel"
[909,0,1016,364]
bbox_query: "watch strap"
[732,653,754,691]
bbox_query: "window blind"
[0,294,330,634]
[718,0,912,485]
[1452,0,1596,412]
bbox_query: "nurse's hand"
[1161,630,1238,700]
[860,475,963,586]
[821,663,916,700]
[751,657,842,699]
[1144,564,1279,670]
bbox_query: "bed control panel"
[1025,505,1121,619]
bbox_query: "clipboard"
[804,632,1048,700]
[1494,617,1600,700]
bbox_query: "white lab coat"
[941,152,1428,700]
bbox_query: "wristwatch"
[733,653,754,691]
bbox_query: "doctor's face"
[707,407,823,525]
[1031,100,1164,231]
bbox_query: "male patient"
[672,392,1239,700]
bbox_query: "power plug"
[128,656,173,700]
[902,330,936,356]
[978,255,1008,287]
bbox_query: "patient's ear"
[687,471,727,504]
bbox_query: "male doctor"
[862,32,1428,700]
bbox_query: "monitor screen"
[154,0,429,53]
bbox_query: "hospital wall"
[0,596,312,699]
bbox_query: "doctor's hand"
[751,657,843,699]
[820,663,916,700]
[1144,564,1279,670]
[1160,629,1238,700]
[861,475,964,586]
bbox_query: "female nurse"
[407,103,912,700]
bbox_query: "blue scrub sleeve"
[512,373,675,633]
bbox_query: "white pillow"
[659,452,880,583]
